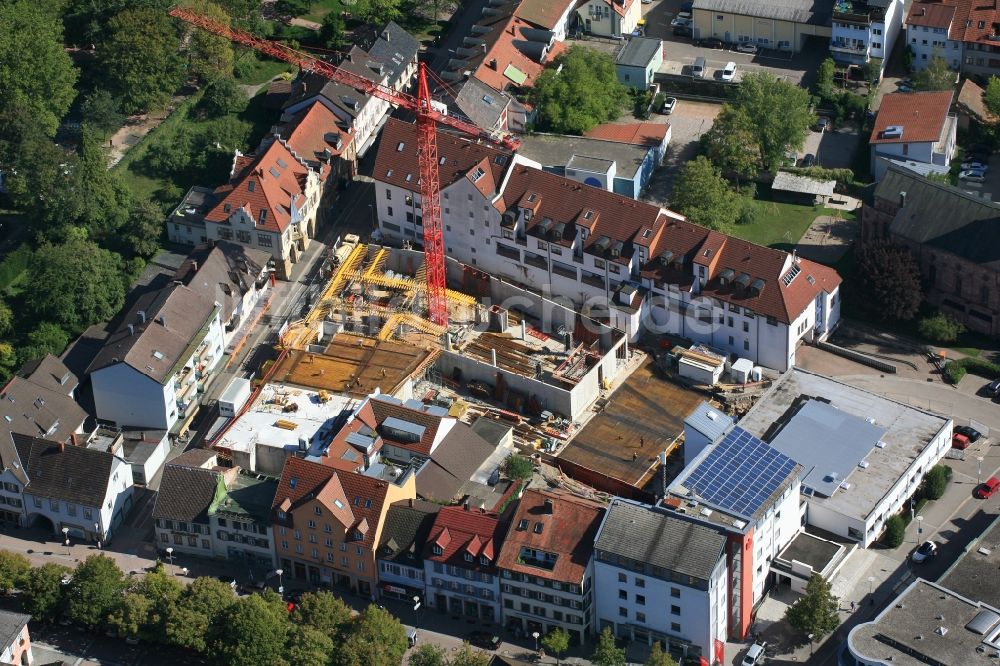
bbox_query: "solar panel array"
[683,427,798,519]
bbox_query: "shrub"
[503,454,533,481]
[944,363,967,384]
[944,356,1000,384]
[923,464,949,500]
[883,515,906,548]
[781,166,856,186]
[918,313,966,343]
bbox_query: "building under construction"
[276,241,630,422]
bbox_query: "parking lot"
[641,99,722,207]
[801,122,864,169]
[956,153,1000,201]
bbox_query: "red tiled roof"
[870,91,953,144]
[907,0,1000,43]
[272,457,392,549]
[496,489,605,583]
[205,139,311,233]
[598,0,637,18]
[424,505,506,572]
[281,101,354,169]
[513,0,574,30]
[906,0,957,29]
[583,123,669,147]
[472,16,567,92]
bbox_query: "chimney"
[491,348,498,367]
[191,260,198,272]
[138,310,146,324]
[544,498,554,514]
[409,498,414,507]
[900,191,907,207]
[59,441,65,453]
[463,499,471,511]
[158,315,166,327]
[482,43,487,54]
[70,433,77,447]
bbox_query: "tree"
[985,76,1000,118]
[201,77,250,118]
[291,591,353,639]
[700,105,760,180]
[409,644,448,666]
[23,236,126,334]
[734,72,814,171]
[785,574,840,640]
[530,46,628,134]
[923,464,949,500]
[208,593,290,666]
[337,605,409,666]
[100,8,185,114]
[669,156,740,231]
[132,567,183,643]
[450,644,491,666]
[0,1,79,138]
[0,345,16,383]
[503,454,533,481]
[180,0,236,83]
[914,56,956,92]
[592,627,626,666]
[644,642,678,666]
[0,551,30,595]
[22,563,70,623]
[411,0,460,21]
[0,301,12,338]
[18,323,70,365]
[65,555,127,628]
[124,198,166,259]
[319,10,348,50]
[81,89,125,139]
[883,515,906,548]
[918,313,966,343]
[816,57,836,101]
[276,0,312,16]
[108,592,154,641]
[62,0,175,48]
[856,241,923,321]
[354,0,403,24]
[287,626,334,666]
[166,576,236,652]
[541,628,570,664]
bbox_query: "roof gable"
[870,91,954,145]
[425,505,506,570]
[13,433,118,508]
[153,463,223,522]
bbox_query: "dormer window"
[314,506,322,515]
[533,522,544,534]
[353,530,363,541]
[433,545,443,555]
[517,519,529,530]
[480,556,490,566]
[277,510,287,521]
[464,552,474,562]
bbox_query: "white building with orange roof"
[575,0,641,38]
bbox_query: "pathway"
[107,94,188,168]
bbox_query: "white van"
[692,56,706,78]
[721,62,737,81]
[742,642,767,666]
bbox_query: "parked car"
[974,476,1000,499]
[987,379,1000,396]
[954,425,983,443]
[677,11,692,20]
[961,161,989,171]
[952,432,972,449]
[742,642,767,666]
[673,25,692,37]
[736,42,758,54]
[720,62,737,81]
[911,540,938,564]
[959,169,987,182]
[814,117,830,132]
[670,16,692,26]
[663,96,677,114]
[466,631,501,650]
[700,37,725,48]
[801,153,816,167]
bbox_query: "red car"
[952,433,972,449]
[975,477,1000,499]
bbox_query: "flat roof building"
[738,368,952,547]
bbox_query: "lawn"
[301,0,347,23]
[728,199,856,250]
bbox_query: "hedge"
[944,356,1000,384]
[780,166,858,187]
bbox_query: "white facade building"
[831,0,905,76]
[593,499,729,665]
[373,119,842,373]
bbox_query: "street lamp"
[868,576,876,605]
[916,515,924,537]
[166,547,174,575]
[181,567,189,577]
[532,631,540,652]
[276,568,284,596]
[413,595,421,635]
[808,633,815,658]
[978,456,985,485]
[94,523,101,549]
[62,527,70,557]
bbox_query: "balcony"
[581,272,605,289]
[524,252,548,270]
[830,41,869,54]
[832,0,885,23]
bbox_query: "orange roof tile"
[472,16,566,92]
[583,122,670,148]
[514,0,575,30]
[907,0,1000,43]
[425,505,506,573]
[281,101,354,168]
[870,91,953,145]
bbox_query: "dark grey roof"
[378,499,441,563]
[470,417,512,447]
[595,498,727,582]
[0,364,87,447]
[877,165,1000,270]
[453,78,511,130]
[416,424,496,502]
[517,133,650,180]
[152,464,222,523]
[284,48,386,118]
[87,282,218,383]
[18,355,78,394]
[693,0,832,25]
[367,21,419,87]
[0,609,29,651]
[173,241,270,322]
[616,37,662,68]
[12,433,119,507]
[168,186,216,228]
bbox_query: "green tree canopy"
[179,0,236,83]
[22,563,70,623]
[62,0,173,48]
[914,56,957,91]
[645,642,678,666]
[450,644,492,666]
[409,643,448,666]
[131,566,183,642]
[542,628,570,663]
[0,345,16,384]
[208,592,290,666]
[592,627,626,666]
[530,46,628,134]
[108,592,154,641]
[700,105,761,180]
[918,313,966,343]
[354,0,403,24]
[337,605,409,666]
[734,72,814,171]
[785,574,841,639]
[17,323,70,365]
[0,1,79,138]
[287,626,335,666]
[503,454,533,481]
[923,464,949,500]
[65,555,127,628]
[166,576,236,652]
[985,76,1000,118]
[123,198,166,259]
[81,89,125,139]
[100,8,185,114]
[815,57,836,100]
[669,156,740,231]
[857,241,923,321]
[320,10,348,50]
[23,235,127,334]
[0,301,12,338]
[884,515,906,547]
[291,590,353,639]
[201,77,250,118]
[0,551,31,596]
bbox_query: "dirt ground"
[794,213,859,265]
[107,94,189,168]
[558,357,703,486]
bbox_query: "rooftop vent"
[840,481,851,490]
[858,460,870,469]
[876,440,887,448]
[935,626,948,636]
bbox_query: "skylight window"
[277,158,287,168]
[334,499,345,509]
[471,167,485,181]
[248,181,256,193]
[642,229,652,238]
[387,169,393,177]
[533,522,544,534]
[269,167,280,178]
[439,156,447,165]
[397,142,405,152]
[405,173,413,182]
[152,351,165,360]
[518,519,529,530]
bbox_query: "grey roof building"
[0,609,30,664]
[693,0,833,25]
[453,77,511,132]
[378,498,440,563]
[12,433,122,508]
[365,21,420,90]
[0,355,87,458]
[152,464,223,525]
[415,423,503,502]
[615,37,662,68]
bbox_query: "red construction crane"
[168,6,520,326]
